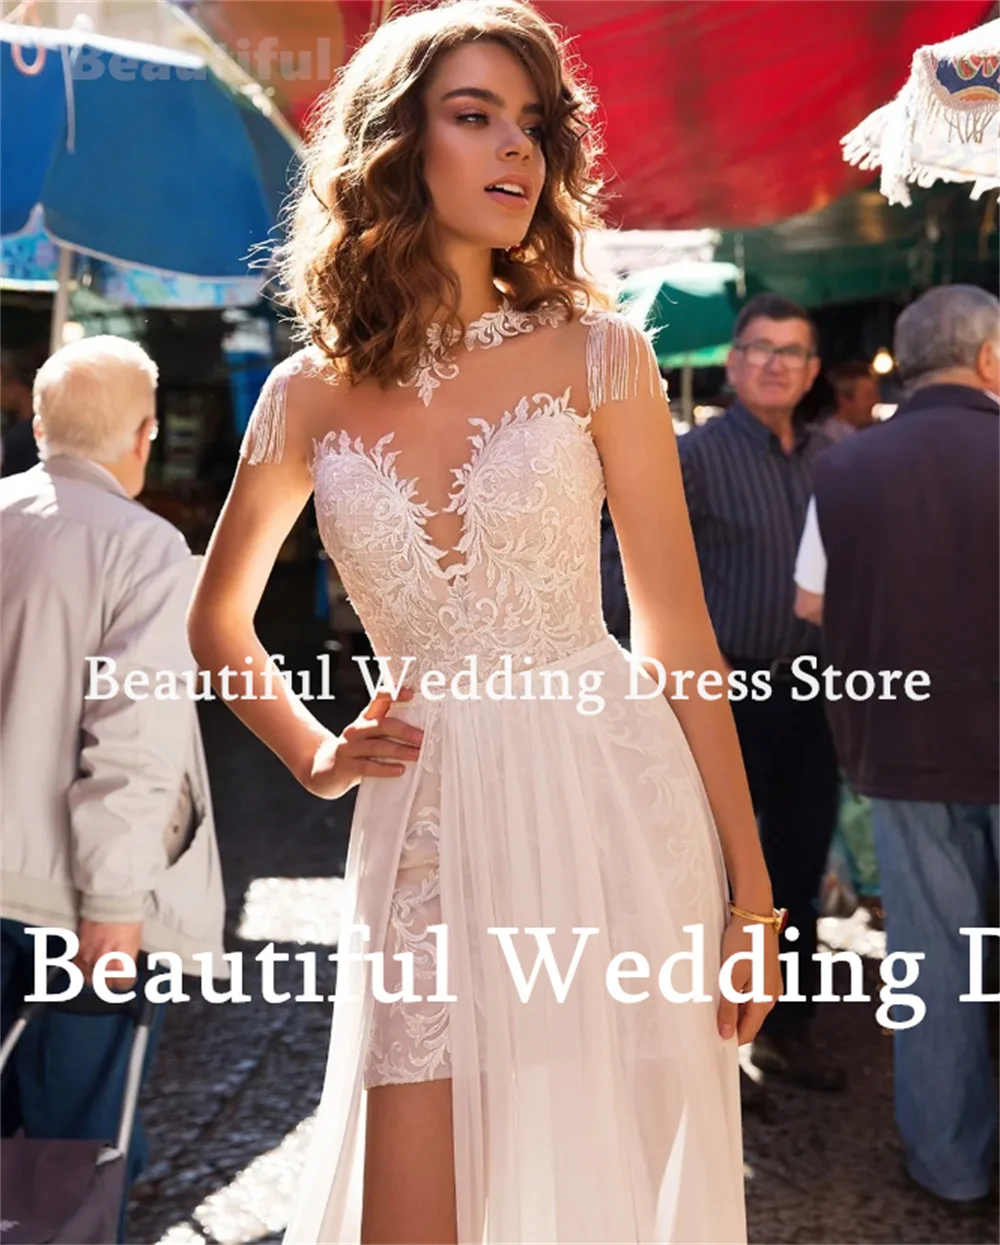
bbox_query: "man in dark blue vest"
[796,284,999,1212]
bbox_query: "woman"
[188,3,781,1241]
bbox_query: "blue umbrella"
[1,206,264,308]
[1,21,299,345]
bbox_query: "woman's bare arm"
[589,332,772,914]
[590,321,780,1039]
[187,365,423,796]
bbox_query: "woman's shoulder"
[270,344,341,401]
[240,344,342,466]
[535,299,654,352]
[507,299,664,414]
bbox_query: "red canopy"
[534,0,995,228]
[195,0,994,229]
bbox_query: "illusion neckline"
[399,298,569,407]
[310,386,596,580]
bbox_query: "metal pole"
[49,243,73,356]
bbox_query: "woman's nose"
[499,125,531,160]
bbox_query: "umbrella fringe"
[840,19,999,204]
[925,92,998,147]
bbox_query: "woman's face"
[421,40,547,253]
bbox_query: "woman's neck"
[431,234,504,326]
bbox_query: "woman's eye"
[455,113,544,144]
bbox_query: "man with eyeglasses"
[677,293,845,1099]
[0,335,225,1240]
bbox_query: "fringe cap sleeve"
[583,310,668,413]
[239,349,328,466]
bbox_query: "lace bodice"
[311,386,605,680]
[241,307,665,681]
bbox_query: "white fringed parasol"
[842,18,999,206]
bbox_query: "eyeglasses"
[138,417,159,442]
[735,341,815,370]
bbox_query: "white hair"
[894,285,999,386]
[33,335,158,463]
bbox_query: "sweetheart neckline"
[309,388,599,581]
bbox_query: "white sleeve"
[794,496,827,595]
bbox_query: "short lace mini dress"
[240,300,746,1244]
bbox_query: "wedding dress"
[241,301,746,1244]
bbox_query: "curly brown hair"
[272,0,614,389]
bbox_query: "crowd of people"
[601,284,999,1208]
[0,282,997,1236]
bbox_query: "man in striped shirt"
[678,293,845,1094]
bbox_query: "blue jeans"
[870,799,999,1201]
[0,919,166,1241]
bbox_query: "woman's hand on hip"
[302,687,424,799]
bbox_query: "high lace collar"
[399,297,567,407]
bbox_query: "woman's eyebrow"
[440,87,543,115]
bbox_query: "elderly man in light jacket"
[0,335,226,1233]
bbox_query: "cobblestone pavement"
[124,572,998,1245]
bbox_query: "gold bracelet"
[727,902,788,934]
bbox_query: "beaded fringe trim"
[584,312,664,412]
[241,349,331,466]
[241,313,664,466]
[240,368,289,466]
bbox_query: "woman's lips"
[485,188,531,210]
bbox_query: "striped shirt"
[677,401,832,661]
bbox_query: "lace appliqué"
[364,720,452,1088]
[363,809,450,1086]
[398,299,568,407]
[311,386,607,693]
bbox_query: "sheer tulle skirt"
[282,635,746,1244]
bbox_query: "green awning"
[714,184,997,309]
[618,261,748,367]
